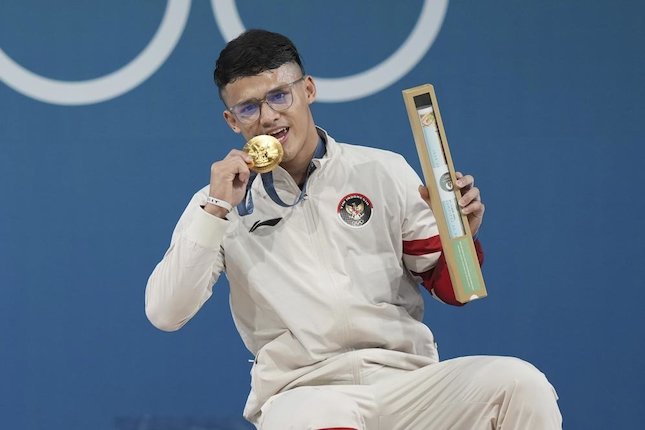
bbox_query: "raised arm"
[145,189,227,331]
[145,149,253,330]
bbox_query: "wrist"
[203,203,229,219]
[203,197,233,219]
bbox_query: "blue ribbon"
[237,139,326,216]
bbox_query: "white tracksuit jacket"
[145,128,482,422]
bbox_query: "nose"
[258,100,280,125]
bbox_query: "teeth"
[270,128,286,136]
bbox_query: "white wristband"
[206,196,233,212]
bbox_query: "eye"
[235,102,258,117]
[267,90,289,105]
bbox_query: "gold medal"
[243,135,284,173]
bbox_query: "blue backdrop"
[2,1,644,429]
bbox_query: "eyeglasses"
[227,77,305,124]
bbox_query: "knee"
[495,357,557,402]
[486,357,561,425]
[259,387,364,430]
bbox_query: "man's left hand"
[418,171,485,237]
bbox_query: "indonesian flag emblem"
[337,193,373,227]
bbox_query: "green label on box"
[450,237,482,294]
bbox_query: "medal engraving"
[243,135,284,173]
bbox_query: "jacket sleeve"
[397,156,484,306]
[145,188,227,331]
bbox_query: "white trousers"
[258,356,561,430]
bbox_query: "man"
[146,29,561,429]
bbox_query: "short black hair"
[214,29,304,90]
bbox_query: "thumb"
[418,185,431,204]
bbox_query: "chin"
[280,152,293,165]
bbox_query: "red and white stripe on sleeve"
[403,236,484,306]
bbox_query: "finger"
[461,200,485,216]
[455,174,474,190]
[458,186,481,207]
[211,156,251,183]
[215,157,251,177]
[418,185,431,204]
[233,158,252,182]
[225,149,253,164]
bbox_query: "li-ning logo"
[337,193,373,227]
[249,217,282,233]
[0,0,447,105]
[439,172,453,192]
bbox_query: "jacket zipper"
[301,179,354,356]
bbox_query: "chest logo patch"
[337,193,373,227]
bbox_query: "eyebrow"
[234,82,293,106]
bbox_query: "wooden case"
[402,84,487,303]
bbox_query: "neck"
[289,164,310,187]
[282,128,321,186]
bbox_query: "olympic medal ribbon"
[237,138,326,216]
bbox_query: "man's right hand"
[204,149,253,218]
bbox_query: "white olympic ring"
[0,0,447,106]
[0,0,190,106]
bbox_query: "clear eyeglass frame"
[227,76,306,124]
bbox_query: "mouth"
[266,127,289,144]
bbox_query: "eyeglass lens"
[231,78,303,122]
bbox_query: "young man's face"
[221,63,318,171]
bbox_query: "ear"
[223,110,241,134]
[304,75,317,105]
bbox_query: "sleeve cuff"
[183,206,229,250]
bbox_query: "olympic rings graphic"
[0,0,447,106]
